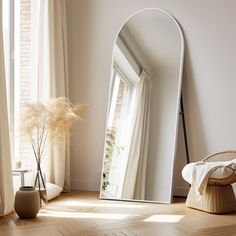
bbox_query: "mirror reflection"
[100,9,184,203]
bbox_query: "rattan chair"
[185,151,236,214]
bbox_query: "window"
[15,0,33,167]
[102,42,139,198]
[104,68,134,197]
[3,0,33,168]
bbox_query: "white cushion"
[182,163,234,184]
[46,183,62,201]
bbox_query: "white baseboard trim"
[70,182,234,198]
[173,186,190,197]
[71,179,100,191]
[173,186,236,197]
[233,183,236,196]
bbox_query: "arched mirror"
[100,8,184,203]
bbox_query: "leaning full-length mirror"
[100,8,184,203]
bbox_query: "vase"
[14,186,40,218]
[34,162,47,204]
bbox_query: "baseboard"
[173,186,236,197]
[70,182,233,198]
[233,183,236,196]
[71,179,100,191]
[173,186,190,197]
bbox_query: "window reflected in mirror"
[102,44,138,198]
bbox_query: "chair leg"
[186,185,236,214]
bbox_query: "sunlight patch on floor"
[38,209,133,219]
[61,200,145,208]
[144,214,185,223]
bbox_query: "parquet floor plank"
[0,191,235,236]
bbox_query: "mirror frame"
[99,8,185,203]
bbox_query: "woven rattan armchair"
[185,151,236,214]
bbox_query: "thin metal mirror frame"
[99,8,185,204]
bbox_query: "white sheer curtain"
[0,0,14,216]
[48,0,70,191]
[121,70,151,200]
[31,0,50,102]
[31,0,70,191]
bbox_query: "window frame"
[3,0,16,162]
[103,56,139,198]
[3,0,33,165]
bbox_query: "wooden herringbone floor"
[0,191,235,236]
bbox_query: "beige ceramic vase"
[14,186,40,218]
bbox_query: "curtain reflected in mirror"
[102,67,151,200]
[100,8,184,203]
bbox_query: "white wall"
[66,0,236,194]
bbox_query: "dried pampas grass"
[21,97,87,162]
